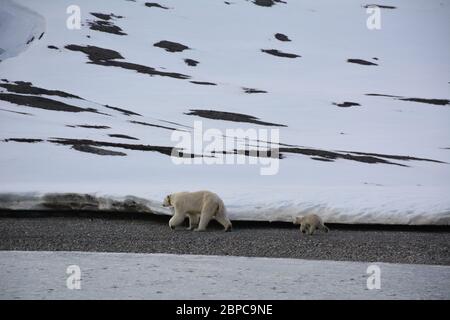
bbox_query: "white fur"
[163,191,232,232]
[293,214,329,235]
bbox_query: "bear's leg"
[308,225,316,235]
[195,214,212,232]
[187,214,200,230]
[169,212,186,230]
[194,203,217,232]
[215,213,232,232]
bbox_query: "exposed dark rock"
[274,33,291,41]
[333,102,361,107]
[3,138,43,143]
[253,0,286,7]
[128,120,180,131]
[243,87,267,94]
[184,59,199,66]
[48,138,198,158]
[65,45,190,80]
[363,4,397,9]
[190,81,217,85]
[153,40,189,53]
[88,20,127,36]
[104,105,142,116]
[145,3,169,9]
[0,81,81,99]
[0,93,104,114]
[108,134,139,140]
[185,109,287,127]
[72,144,127,156]
[347,59,378,66]
[261,49,300,58]
[65,45,124,62]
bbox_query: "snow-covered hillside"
[0,0,449,224]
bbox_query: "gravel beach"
[0,211,449,265]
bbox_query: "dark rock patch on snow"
[279,147,406,166]
[398,98,449,106]
[128,120,181,131]
[108,134,139,140]
[184,59,199,66]
[3,138,43,143]
[88,20,127,36]
[366,93,401,98]
[338,150,446,164]
[253,0,286,7]
[211,149,282,159]
[311,157,334,162]
[333,102,360,107]
[65,45,124,62]
[261,49,300,58]
[279,147,446,166]
[363,4,397,9]
[347,59,378,66]
[366,93,450,106]
[190,81,217,86]
[73,125,111,129]
[0,108,32,116]
[154,40,189,52]
[48,138,198,158]
[65,45,190,80]
[0,81,81,99]
[243,87,267,94]
[0,93,104,114]
[90,12,123,20]
[274,33,291,41]
[72,144,127,156]
[185,109,287,127]
[94,60,190,79]
[104,105,142,116]
[145,3,169,9]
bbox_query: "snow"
[0,0,449,224]
[1,251,449,299]
[0,0,45,61]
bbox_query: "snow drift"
[0,0,449,224]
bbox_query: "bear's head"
[162,194,172,207]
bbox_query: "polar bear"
[162,191,232,232]
[293,214,329,235]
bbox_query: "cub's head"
[293,216,304,225]
[162,194,172,207]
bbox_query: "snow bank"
[0,0,449,225]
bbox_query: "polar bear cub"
[162,191,232,232]
[293,214,329,235]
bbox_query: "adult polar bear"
[162,191,232,232]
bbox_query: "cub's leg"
[308,224,316,235]
[194,202,217,232]
[187,213,200,230]
[300,223,308,234]
[320,224,329,233]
